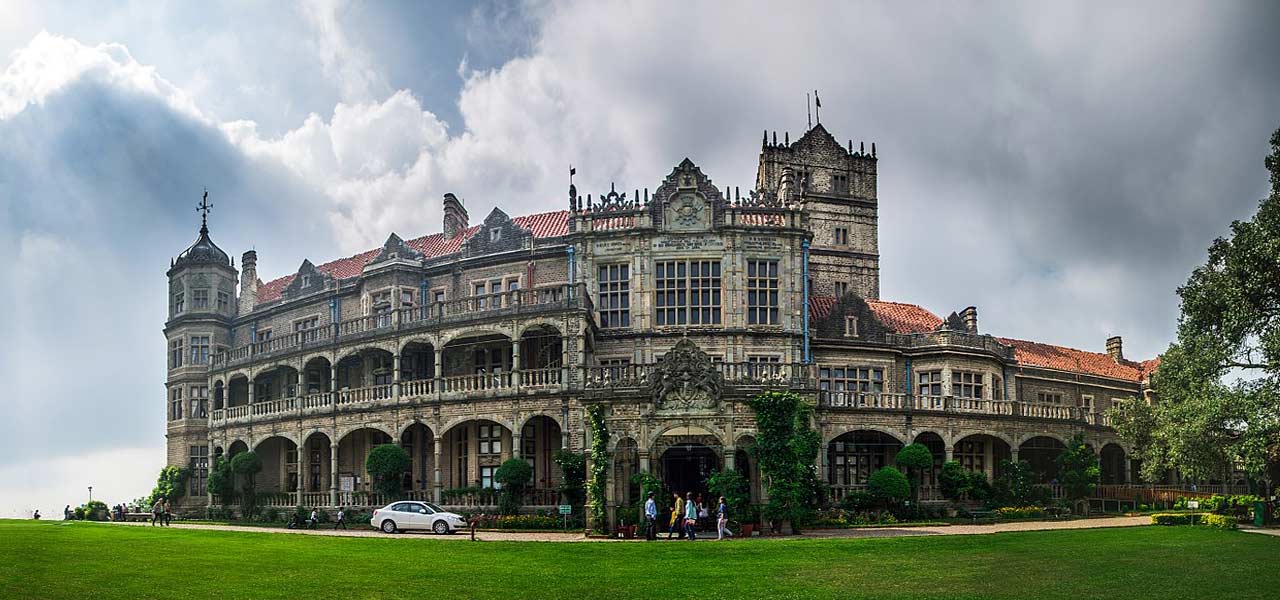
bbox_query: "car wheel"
[433,520,449,535]
[380,519,397,534]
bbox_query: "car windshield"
[424,503,445,513]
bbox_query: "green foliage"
[494,458,533,515]
[706,469,750,522]
[230,451,263,517]
[207,456,235,503]
[1201,513,1238,529]
[471,513,582,530]
[840,491,875,512]
[990,460,1046,507]
[553,450,586,505]
[630,471,665,519]
[1110,129,1280,488]
[938,461,969,502]
[78,501,109,521]
[1057,434,1100,503]
[1202,494,1263,515]
[365,444,411,499]
[1151,512,1204,525]
[895,443,934,503]
[747,391,821,530]
[996,506,1046,519]
[867,466,910,509]
[148,466,190,506]
[584,404,610,531]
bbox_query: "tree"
[1057,434,1100,513]
[747,391,821,533]
[867,466,910,512]
[365,444,411,499]
[207,456,235,503]
[990,460,1039,507]
[230,451,263,517]
[894,443,934,505]
[553,449,586,505]
[494,458,533,515]
[1109,126,1280,493]
[149,465,190,505]
[706,469,750,523]
[938,460,970,503]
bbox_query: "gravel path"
[110,515,1150,542]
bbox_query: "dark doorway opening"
[660,444,720,497]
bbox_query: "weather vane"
[197,187,213,231]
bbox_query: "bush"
[938,461,969,502]
[867,466,910,509]
[1201,513,1237,529]
[707,469,750,522]
[79,501,109,521]
[895,444,934,502]
[841,491,875,512]
[365,444,411,499]
[471,514,576,530]
[261,507,279,523]
[207,456,235,503]
[553,450,587,505]
[231,451,263,517]
[1151,512,1202,525]
[494,458,533,515]
[996,506,1045,519]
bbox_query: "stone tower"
[164,196,237,509]
[755,123,879,299]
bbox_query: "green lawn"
[1,521,1277,600]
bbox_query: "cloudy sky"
[1,0,1277,517]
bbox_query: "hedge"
[996,506,1045,519]
[1150,512,1236,528]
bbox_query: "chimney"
[961,306,978,333]
[238,250,258,316]
[443,193,469,240]
[1106,336,1123,362]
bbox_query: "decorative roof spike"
[762,129,768,148]
[772,131,777,146]
[784,131,789,146]
[848,140,853,154]
[871,143,876,158]
[860,141,865,154]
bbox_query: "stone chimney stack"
[961,306,978,333]
[239,250,258,316]
[1106,336,1124,362]
[443,193,469,240]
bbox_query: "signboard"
[558,504,573,515]
[340,476,355,492]
[1187,500,1199,510]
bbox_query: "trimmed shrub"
[1201,513,1237,529]
[867,466,910,509]
[841,491,875,512]
[938,461,969,502]
[365,444,411,499]
[1151,512,1202,525]
[494,458,533,515]
[996,506,1045,519]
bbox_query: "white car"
[371,501,468,534]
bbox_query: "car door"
[393,503,420,529]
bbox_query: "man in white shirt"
[643,493,658,541]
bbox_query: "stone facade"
[163,123,1153,518]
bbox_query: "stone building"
[163,123,1157,517]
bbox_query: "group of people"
[642,491,733,541]
[287,507,348,530]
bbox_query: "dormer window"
[301,275,311,287]
[845,316,859,337]
[490,228,502,242]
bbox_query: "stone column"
[511,338,521,390]
[432,437,443,504]
[329,445,339,507]
[296,436,306,507]
[512,432,523,460]
[639,450,651,474]
[433,347,444,399]
[392,353,402,402]
[945,446,954,462]
[330,363,339,407]
[724,446,736,471]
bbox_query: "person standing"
[667,492,685,539]
[683,492,698,541]
[717,496,733,540]
[163,499,172,526]
[150,498,162,526]
[643,493,657,541]
[308,508,319,529]
[334,507,347,530]
[63,505,71,520]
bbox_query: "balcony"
[884,330,1015,360]
[210,283,592,370]
[817,391,1112,425]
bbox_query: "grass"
[1,520,1277,600]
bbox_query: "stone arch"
[397,420,437,440]
[912,431,947,494]
[299,431,333,495]
[911,427,951,447]
[1100,442,1128,485]
[254,435,300,495]
[335,426,396,496]
[647,422,726,450]
[515,318,564,339]
[398,335,442,354]
[952,429,1015,451]
[1019,435,1069,484]
[227,439,249,456]
[439,327,514,348]
[518,412,564,434]
[612,437,640,508]
[826,430,904,490]
[252,432,299,450]
[439,415,517,439]
[823,425,905,447]
[399,421,436,493]
[336,423,396,444]
[1015,430,1069,448]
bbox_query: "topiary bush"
[553,450,586,505]
[494,458,533,515]
[894,444,934,504]
[1201,513,1237,529]
[867,466,910,512]
[231,451,263,517]
[1151,512,1202,525]
[365,444,411,499]
[938,461,969,503]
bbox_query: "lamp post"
[88,486,93,504]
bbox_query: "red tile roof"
[996,337,1149,382]
[867,299,944,334]
[257,210,569,303]
[808,296,943,334]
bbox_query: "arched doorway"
[300,432,332,501]
[227,440,249,457]
[1100,443,1127,484]
[254,436,299,496]
[913,432,946,501]
[400,423,435,496]
[735,435,760,504]
[827,430,903,492]
[440,419,512,490]
[655,426,722,498]
[952,434,1012,480]
[337,427,393,503]
[1020,436,1067,483]
[302,357,332,395]
[613,438,640,508]
[521,416,564,504]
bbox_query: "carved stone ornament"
[649,338,723,411]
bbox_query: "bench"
[124,513,154,522]
[968,510,997,524]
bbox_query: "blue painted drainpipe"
[802,239,811,363]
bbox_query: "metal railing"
[818,391,1109,423]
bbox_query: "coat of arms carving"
[649,338,723,411]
